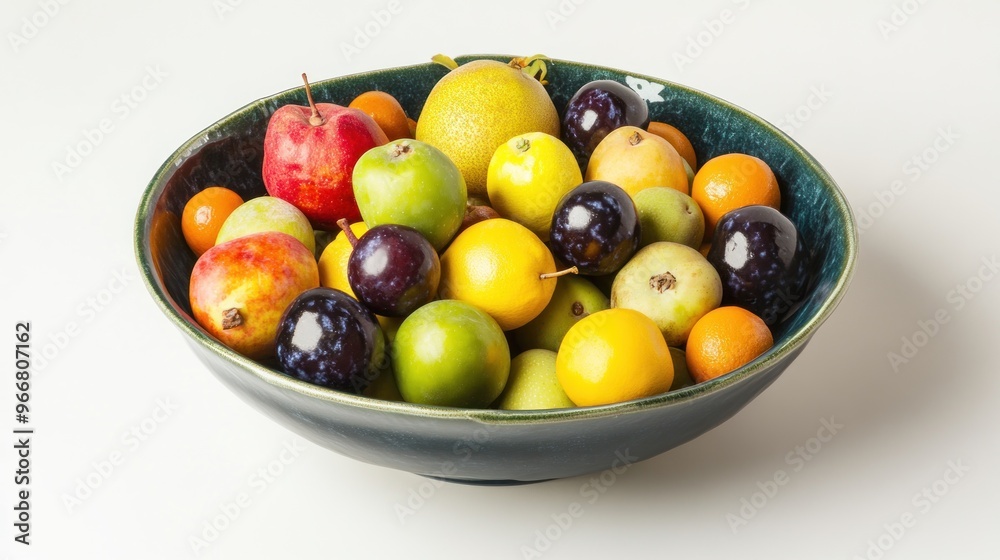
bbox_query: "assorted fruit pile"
[183,55,812,410]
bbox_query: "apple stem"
[539,266,578,280]
[301,73,325,126]
[336,218,359,248]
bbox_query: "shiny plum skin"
[347,224,440,317]
[561,80,650,164]
[549,181,641,276]
[707,205,811,326]
[275,288,386,393]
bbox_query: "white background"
[3,0,999,558]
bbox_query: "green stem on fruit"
[337,218,359,248]
[539,266,578,281]
[510,54,549,85]
[431,54,459,71]
[515,137,531,153]
[301,73,325,126]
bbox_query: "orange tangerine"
[685,306,773,384]
[349,91,411,141]
[647,121,697,171]
[181,186,244,256]
[691,153,780,240]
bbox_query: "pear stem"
[336,218,359,247]
[301,73,325,126]
[539,266,578,280]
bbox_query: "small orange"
[685,306,773,384]
[181,186,244,256]
[349,91,411,141]
[647,121,697,171]
[691,153,780,240]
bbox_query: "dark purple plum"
[348,224,440,317]
[276,288,387,393]
[707,205,812,326]
[561,80,650,164]
[549,181,641,275]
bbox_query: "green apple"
[215,196,316,254]
[611,242,722,347]
[495,350,574,410]
[353,139,467,251]
[486,132,582,241]
[633,187,705,250]
[392,300,509,407]
[513,275,609,352]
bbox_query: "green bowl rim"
[133,55,858,425]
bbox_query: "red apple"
[189,231,319,360]
[263,74,388,230]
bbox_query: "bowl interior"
[135,55,857,421]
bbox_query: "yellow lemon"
[556,308,674,406]
[439,218,561,330]
[317,221,368,298]
[487,132,582,241]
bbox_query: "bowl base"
[422,474,553,486]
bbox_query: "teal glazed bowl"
[134,55,857,484]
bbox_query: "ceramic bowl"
[134,55,857,484]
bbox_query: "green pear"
[611,242,722,347]
[668,347,694,391]
[633,187,705,250]
[514,275,609,352]
[495,350,574,410]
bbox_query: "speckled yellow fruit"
[416,59,560,197]
[556,308,673,406]
[317,221,368,299]
[585,126,689,197]
[439,218,558,331]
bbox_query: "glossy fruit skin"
[561,80,649,165]
[263,102,388,230]
[549,181,641,275]
[276,288,387,393]
[707,205,811,326]
[392,299,510,408]
[347,224,440,317]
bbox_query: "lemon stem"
[301,73,325,127]
[540,266,578,280]
[336,218,359,248]
[509,54,550,85]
